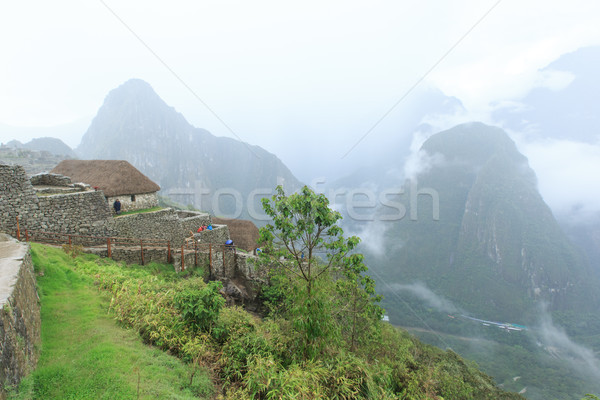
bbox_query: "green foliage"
[11,244,213,399]
[259,185,383,359]
[118,206,163,216]
[61,243,83,258]
[25,238,523,400]
[174,280,225,333]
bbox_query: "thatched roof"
[50,160,160,197]
[212,217,260,252]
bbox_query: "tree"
[335,252,383,351]
[259,185,382,358]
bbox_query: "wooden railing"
[15,219,240,274]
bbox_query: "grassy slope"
[11,244,524,399]
[10,244,212,400]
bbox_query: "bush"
[174,280,225,333]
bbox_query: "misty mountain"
[494,45,600,143]
[493,45,600,279]
[24,137,76,157]
[368,122,598,322]
[0,119,90,149]
[4,137,76,157]
[0,145,73,175]
[77,79,302,218]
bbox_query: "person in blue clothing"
[113,199,121,215]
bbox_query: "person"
[113,199,121,215]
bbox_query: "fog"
[2,2,600,203]
[535,307,600,381]
[389,282,462,314]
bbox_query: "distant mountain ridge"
[4,137,76,157]
[77,79,302,218]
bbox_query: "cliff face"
[376,122,598,320]
[77,79,301,218]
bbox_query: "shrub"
[174,280,225,333]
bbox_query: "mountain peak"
[76,79,302,218]
[101,78,166,110]
[421,122,521,165]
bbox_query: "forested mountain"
[373,122,598,322]
[342,122,600,399]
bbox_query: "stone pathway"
[0,234,28,307]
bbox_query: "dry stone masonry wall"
[107,193,158,214]
[109,208,211,246]
[0,164,114,237]
[38,192,115,236]
[0,235,41,398]
[0,165,43,237]
[29,173,71,187]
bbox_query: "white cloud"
[513,136,600,220]
[389,282,461,314]
[536,306,600,380]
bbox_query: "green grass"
[9,244,213,400]
[117,206,164,216]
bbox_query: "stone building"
[51,160,160,214]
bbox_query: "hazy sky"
[1,1,600,208]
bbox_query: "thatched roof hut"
[212,217,260,252]
[51,160,160,197]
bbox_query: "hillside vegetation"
[10,186,525,399]
[16,244,521,399]
[11,244,213,399]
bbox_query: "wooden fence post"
[68,235,72,246]
[167,241,171,264]
[16,217,20,241]
[107,237,112,259]
[25,230,29,242]
[140,239,144,265]
[194,240,197,267]
[209,244,213,278]
[222,245,225,276]
[181,244,185,271]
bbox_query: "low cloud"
[403,128,445,181]
[346,221,392,258]
[512,135,600,222]
[389,282,461,314]
[535,306,600,381]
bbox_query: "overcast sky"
[1,0,600,214]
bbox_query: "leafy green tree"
[259,185,382,358]
[335,252,383,351]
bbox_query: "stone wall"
[193,225,230,246]
[0,164,114,238]
[29,173,71,187]
[176,211,212,236]
[37,192,115,236]
[109,209,213,246]
[85,247,172,266]
[107,193,158,214]
[0,235,41,398]
[0,165,42,237]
